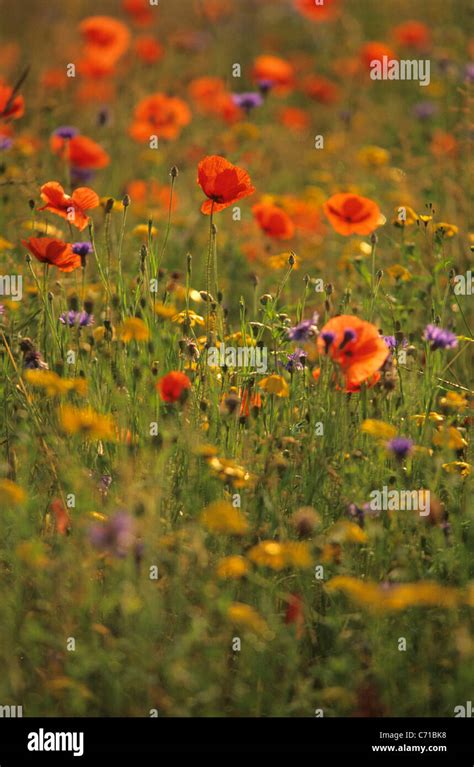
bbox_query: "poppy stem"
[206,202,215,342]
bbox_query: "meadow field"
[0,0,472,717]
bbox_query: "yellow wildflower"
[120,317,150,342]
[153,302,177,319]
[200,501,249,535]
[172,310,205,327]
[16,541,49,569]
[206,456,256,488]
[132,223,158,238]
[227,602,270,637]
[268,252,300,270]
[442,461,471,477]
[439,391,468,411]
[25,370,87,397]
[0,235,14,251]
[411,411,445,426]
[387,264,412,282]
[327,576,461,611]
[216,555,249,580]
[328,521,368,544]
[357,145,390,167]
[361,419,397,440]
[60,406,116,441]
[0,479,26,505]
[258,374,289,397]
[434,222,458,238]
[433,426,468,450]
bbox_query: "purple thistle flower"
[423,324,458,351]
[0,136,13,151]
[412,101,438,120]
[232,92,264,112]
[284,348,307,372]
[387,437,414,460]
[71,166,95,185]
[60,310,94,328]
[53,125,79,139]
[287,312,319,342]
[89,511,135,558]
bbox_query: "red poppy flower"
[0,83,24,120]
[360,42,398,71]
[285,592,304,638]
[22,237,81,272]
[293,0,339,21]
[393,21,431,50]
[197,155,255,214]
[51,498,71,535]
[157,371,191,403]
[41,69,68,91]
[239,388,262,417]
[252,55,294,92]
[303,75,341,104]
[50,134,110,169]
[279,107,310,132]
[188,77,242,123]
[126,179,179,214]
[129,93,191,142]
[79,16,131,61]
[317,315,388,390]
[323,193,381,236]
[252,202,295,239]
[38,181,100,231]
[123,0,154,26]
[134,36,164,64]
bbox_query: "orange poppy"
[317,315,388,390]
[157,371,191,403]
[252,202,295,239]
[197,155,255,214]
[76,81,116,104]
[51,498,71,535]
[360,42,398,70]
[393,21,431,50]
[188,77,241,123]
[77,53,119,79]
[279,107,310,132]
[126,179,179,213]
[0,83,25,120]
[281,197,326,235]
[79,16,131,60]
[134,36,164,64]
[123,0,154,26]
[303,75,341,104]
[129,93,191,141]
[50,134,110,169]
[22,237,82,272]
[293,0,339,21]
[38,181,99,231]
[323,193,381,236]
[41,68,68,91]
[252,55,294,92]
[430,130,458,158]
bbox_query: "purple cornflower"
[383,335,408,352]
[287,312,319,342]
[232,92,263,112]
[89,511,135,558]
[423,324,458,351]
[412,101,438,120]
[71,166,95,185]
[257,79,273,94]
[284,348,307,372]
[0,136,13,151]
[60,310,94,328]
[53,125,79,139]
[387,437,414,460]
[72,241,93,257]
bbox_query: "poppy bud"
[122,194,131,208]
[170,165,179,178]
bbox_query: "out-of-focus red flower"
[157,371,191,403]
[123,0,154,26]
[317,315,388,391]
[51,498,71,535]
[430,130,458,158]
[393,21,431,50]
[360,42,398,70]
[0,83,24,120]
[285,592,304,638]
[129,93,192,141]
[134,36,164,64]
[252,55,294,92]
[303,75,341,104]
[50,134,110,169]
[294,0,339,21]
[279,107,310,132]
[252,202,295,239]
[79,15,131,62]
